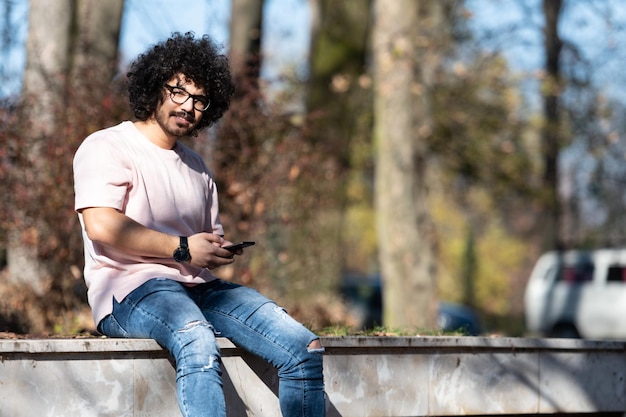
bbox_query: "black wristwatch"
[173,236,191,262]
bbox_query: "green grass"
[317,325,473,337]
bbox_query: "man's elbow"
[84,222,108,243]
[81,207,120,245]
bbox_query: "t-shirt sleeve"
[73,133,132,213]
[208,178,225,236]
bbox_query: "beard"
[155,108,198,138]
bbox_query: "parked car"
[524,249,626,339]
[341,275,481,335]
[437,302,482,336]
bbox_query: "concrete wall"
[1,336,625,416]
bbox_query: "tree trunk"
[372,0,442,330]
[229,0,264,90]
[9,0,74,294]
[9,0,123,297]
[70,0,124,91]
[541,0,563,251]
[306,0,372,293]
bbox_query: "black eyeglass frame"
[163,84,211,112]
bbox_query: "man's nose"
[180,97,195,112]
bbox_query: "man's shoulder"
[87,121,134,140]
[80,121,138,149]
[76,121,136,158]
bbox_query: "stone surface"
[1,336,625,416]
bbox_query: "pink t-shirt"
[73,121,223,326]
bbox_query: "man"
[73,32,325,417]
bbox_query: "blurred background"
[1,0,625,337]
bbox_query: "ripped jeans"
[98,278,326,417]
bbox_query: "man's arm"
[81,207,236,269]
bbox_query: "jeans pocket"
[99,311,131,338]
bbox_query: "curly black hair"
[127,32,235,133]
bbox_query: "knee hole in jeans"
[307,338,324,353]
[178,320,214,333]
[176,320,220,371]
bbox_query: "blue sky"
[119,0,311,85]
[466,0,626,103]
[2,0,626,103]
[119,0,232,64]
[1,0,310,98]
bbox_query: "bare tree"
[229,0,264,89]
[372,0,426,329]
[71,0,125,92]
[541,0,564,251]
[372,1,454,329]
[305,0,373,296]
[3,0,124,332]
[9,0,75,293]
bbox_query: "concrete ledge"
[1,336,625,416]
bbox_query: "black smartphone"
[223,241,255,252]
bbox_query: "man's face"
[154,74,206,138]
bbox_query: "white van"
[524,249,626,339]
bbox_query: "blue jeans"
[99,278,326,417]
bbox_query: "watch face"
[174,247,191,262]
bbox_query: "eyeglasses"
[164,84,210,112]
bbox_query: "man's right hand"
[187,233,236,270]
